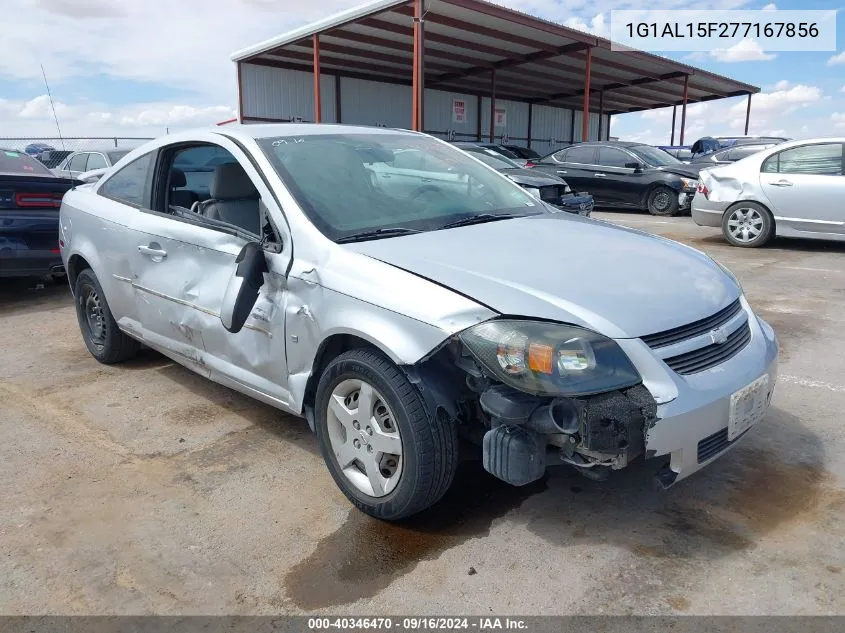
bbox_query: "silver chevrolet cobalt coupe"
[60,124,779,520]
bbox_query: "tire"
[646,186,680,216]
[314,348,458,520]
[74,268,139,364]
[722,202,774,248]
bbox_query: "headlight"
[521,186,542,199]
[680,178,698,191]
[459,320,641,396]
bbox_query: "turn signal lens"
[527,343,554,374]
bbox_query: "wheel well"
[67,255,91,290]
[640,183,675,208]
[302,334,380,409]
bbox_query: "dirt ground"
[2,211,845,615]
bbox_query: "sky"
[0,0,842,145]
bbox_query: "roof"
[215,122,419,139]
[232,0,759,116]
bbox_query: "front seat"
[199,163,260,235]
[169,168,198,210]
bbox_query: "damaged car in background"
[60,125,779,520]
[693,138,845,247]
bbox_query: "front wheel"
[314,348,458,520]
[646,186,680,216]
[722,202,774,248]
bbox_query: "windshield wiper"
[439,213,519,230]
[335,227,422,243]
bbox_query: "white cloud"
[841,86,845,94]
[731,84,822,117]
[827,51,845,66]
[563,13,609,37]
[833,113,845,130]
[711,39,776,62]
[773,80,790,91]
[761,3,777,9]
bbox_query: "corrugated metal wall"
[240,64,611,144]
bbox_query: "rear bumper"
[692,194,731,227]
[0,250,64,278]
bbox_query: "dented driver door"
[128,212,293,407]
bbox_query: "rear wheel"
[646,186,680,216]
[314,348,458,520]
[74,268,139,364]
[722,202,774,248]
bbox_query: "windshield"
[259,133,543,241]
[463,148,521,170]
[630,144,683,167]
[0,150,53,176]
[108,150,130,164]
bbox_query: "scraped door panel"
[129,212,291,404]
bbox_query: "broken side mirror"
[221,242,268,334]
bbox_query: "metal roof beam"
[428,42,589,87]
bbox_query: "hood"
[655,164,702,178]
[344,215,739,339]
[499,168,566,187]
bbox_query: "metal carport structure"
[232,0,759,148]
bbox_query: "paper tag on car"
[728,374,769,441]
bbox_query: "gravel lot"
[2,211,844,615]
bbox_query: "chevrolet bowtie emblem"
[709,327,729,345]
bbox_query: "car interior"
[164,145,263,237]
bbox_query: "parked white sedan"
[692,137,845,247]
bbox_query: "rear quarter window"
[0,150,53,176]
[99,152,155,208]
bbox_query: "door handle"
[138,245,167,258]
[594,173,607,177]
[556,170,568,175]
[769,180,793,187]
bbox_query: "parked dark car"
[455,143,593,216]
[527,141,701,216]
[689,143,776,167]
[501,144,542,160]
[0,149,79,278]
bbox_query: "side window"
[598,147,632,168]
[565,145,596,165]
[165,145,263,237]
[86,153,108,170]
[777,144,843,176]
[551,150,568,163]
[69,153,88,172]
[761,154,779,173]
[100,152,155,208]
[726,146,760,162]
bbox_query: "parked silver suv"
[60,124,779,520]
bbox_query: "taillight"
[524,161,536,168]
[14,192,63,208]
[697,183,710,199]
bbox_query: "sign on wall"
[452,98,467,124]
[494,107,507,128]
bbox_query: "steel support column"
[670,105,676,145]
[581,46,592,141]
[312,34,321,123]
[597,90,604,140]
[236,62,244,123]
[527,103,533,148]
[489,68,496,142]
[744,93,752,135]
[679,74,689,145]
[335,74,342,123]
[411,0,425,131]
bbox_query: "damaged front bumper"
[643,311,779,487]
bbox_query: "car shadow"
[0,278,72,317]
[279,406,833,610]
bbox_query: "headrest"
[170,168,186,188]
[210,163,258,200]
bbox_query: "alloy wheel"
[727,207,764,244]
[326,378,403,498]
